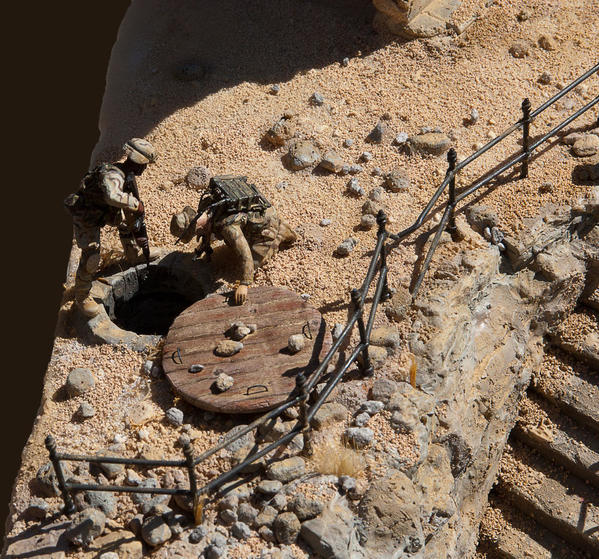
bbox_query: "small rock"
[385,286,412,322]
[270,84,280,95]
[361,401,385,415]
[300,293,311,301]
[189,525,208,543]
[165,407,184,426]
[370,378,398,403]
[289,494,324,521]
[204,544,225,559]
[215,340,243,357]
[369,186,384,202]
[141,515,172,547]
[348,164,364,174]
[539,181,553,193]
[219,508,237,526]
[66,508,106,547]
[229,321,251,341]
[174,60,205,82]
[343,138,353,148]
[265,115,296,147]
[366,122,388,144]
[320,150,346,173]
[78,402,95,419]
[336,237,357,257]
[257,479,283,496]
[385,169,410,192]
[409,132,451,156]
[539,71,552,85]
[572,134,599,157]
[232,521,251,540]
[360,214,376,230]
[238,503,258,525]
[24,498,49,520]
[66,367,95,397]
[342,57,350,66]
[259,526,276,542]
[339,165,350,175]
[360,151,373,162]
[516,9,531,21]
[469,108,479,124]
[345,427,374,448]
[95,449,125,479]
[255,505,278,527]
[339,475,357,494]
[273,512,301,545]
[320,218,332,227]
[310,92,324,106]
[270,493,288,511]
[85,490,117,518]
[314,402,349,430]
[287,334,305,354]
[185,166,211,190]
[347,177,364,197]
[562,132,585,145]
[188,364,204,373]
[212,533,228,547]
[509,41,530,58]
[393,132,409,145]
[215,373,234,393]
[266,456,306,483]
[287,140,321,171]
[99,553,118,559]
[354,412,370,427]
[362,200,381,216]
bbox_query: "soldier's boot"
[122,245,161,265]
[76,296,102,318]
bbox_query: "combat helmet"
[123,138,157,164]
[170,206,198,243]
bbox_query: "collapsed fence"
[46,62,599,522]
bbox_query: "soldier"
[170,176,297,305]
[64,138,159,317]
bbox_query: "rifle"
[125,172,151,268]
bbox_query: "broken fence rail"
[46,62,598,517]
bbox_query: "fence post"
[521,98,531,178]
[376,210,392,301]
[351,288,374,377]
[296,372,313,456]
[183,442,201,524]
[45,435,76,515]
[447,148,457,239]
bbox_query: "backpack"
[205,176,271,220]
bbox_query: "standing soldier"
[170,176,297,305]
[64,138,159,317]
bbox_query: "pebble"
[320,218,332,227]
[361,400,385,415]
[273,512,301,544]
[347,177,364,197]
[538,34,555,51]
[366,121,388,144]
[271,492,288,511]
[255,505,278,527]
[215,373,234,393]
[99,553,119,559]
[165,407,184,426]
[185,166,212,190]
[212,533,228,548]
[319,150,346,173]
[219,508,237,525]
[287,140,321,171]
[300,293,311,301]
[78,402,95,419]
[539,72,552,85]
[276,181,288,191]
[348,164,364,174]
[509,41,530,58]
[354,412,370,427]
[470,108,479,124]
[343,138,354,148]
[270,84,280,95]
[287,334,305,354]
[257,479,283,496]
[259,526,276,542]
[310,92,324,106]
[25,498,49,520]
[95,449,125,479]
[288,494,324,521]
[66,508,106,547]
[372,166,384,176]
[66,368,95,397]
[238,503,258,525]
[342,57,350,66]
[205,544,225,559]
[360,151,373,162]
[409,132,451,155]
[393,132,409,145]
[215,340,243,357]
[331,323,344,341]
[345,427,374,448]
[231,521,251,540]
[572,134,599,157]
[539,181,553,193]
[189,525,208,543]
[371,378,398,403]
[360,214,376,230]
[266,456,306,483]
[189,364,205,373]
[385,169,410,192]
[336,237,358,257]
[369,186,384,202]
[229,321,252,341]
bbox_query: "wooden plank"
[162,287,332,414]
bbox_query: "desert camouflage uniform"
[213,206,297,285]
[72,164,142,301]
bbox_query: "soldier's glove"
[135,201,145,215]
[135,236,149,250]
[234,284,248,305]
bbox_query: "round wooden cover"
[162,286,332,414]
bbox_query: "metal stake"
[521,98,531,178]
[446,148,457,239]
[183,442,201,524]
[296,372,313,455]
[351,288,373,377]
[45,435,76,515]
[376,210,392,301]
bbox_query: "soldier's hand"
[234,285,248,305]
[135,200,145,215]
[136,236,149,250]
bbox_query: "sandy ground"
[4,0,598,556]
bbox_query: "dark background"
[1,1,129,537]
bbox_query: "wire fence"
[46,62,599,522]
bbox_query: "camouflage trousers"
[72,212,139,301]
[246,210,297,270]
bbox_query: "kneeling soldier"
[64,138,159,317]
[170,176,296,304]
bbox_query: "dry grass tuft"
[310,436,366,477]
